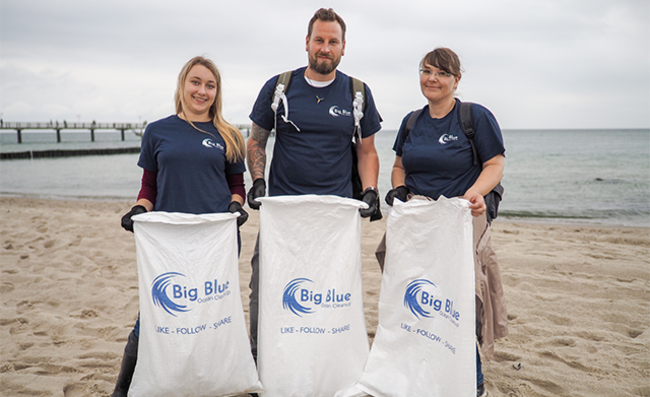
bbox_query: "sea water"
[1,129,648,227]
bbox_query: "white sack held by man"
[357,197,476,397]
[129,212,263,397]
[257,195,369,397]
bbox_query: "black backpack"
[402,100,504,224]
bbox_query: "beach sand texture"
[1,197,648,397]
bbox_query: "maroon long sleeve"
[227,173,246,203]
[136,169,157,206]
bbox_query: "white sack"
[357,197,476,397]
[257,195,369,397]
[129,212,263,397]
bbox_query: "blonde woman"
[113,56,247,397]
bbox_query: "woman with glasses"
[384,47,508,397]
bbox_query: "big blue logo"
[152,272,191,317]
[282,278,352,317]
[202,138,225,151]
[404,279,439,319]
[151,272,231,317]
[404,279,461,324]
[328,106,352,118]
[282,278,314,317]
[438,134,459,145]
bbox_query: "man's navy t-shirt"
[250,67,382,198]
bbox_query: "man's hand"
[359,187,382,221]
[247,179,266,210]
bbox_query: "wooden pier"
[0,121,252,143]
[0,121,146,143]
[0,147,142,160]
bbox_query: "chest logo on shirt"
[202,138,225,151]
[329,106,352,118]
[438,134,459,145]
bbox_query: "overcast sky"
[1,0,648,130]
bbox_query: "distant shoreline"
[0,147,141,160]
[1,195,646,230]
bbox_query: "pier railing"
[0,121,253,143]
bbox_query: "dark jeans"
[248,235,260,359]
[477,345,484,386]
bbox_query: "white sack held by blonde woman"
[129,212,263,397]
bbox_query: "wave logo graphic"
[329,106,352,118]
[282,278,314,317]
[202,138,225,151]
[404,279,438,319]
[151,272,191,317]
[438,134,459,145]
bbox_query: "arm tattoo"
[247,123,271,180]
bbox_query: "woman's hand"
[463,189,486,217]
[228,201,249,226]
[121,205,147,232]
[464,154,504,217]
[385,185,409,206]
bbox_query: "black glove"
[385,185,410,206]
[228,201,249,227]
[121,205,147,232]
[359,187,382,221]
[247,178,266,210]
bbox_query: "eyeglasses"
[419,69,453,78]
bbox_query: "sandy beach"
[1,196,648,397]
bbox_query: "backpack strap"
[457,100,479,166]
[350,77,366,142]
[403,109,422,142]
[456,100,504,224]
[349,77,368,203]
[271,71,292,113]
[272,70,300,132]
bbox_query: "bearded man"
[245,7,383,361]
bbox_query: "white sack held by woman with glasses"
[382,47,509,397]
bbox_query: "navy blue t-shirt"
[138,115,246,214]
[393,100,505,199]
[250,67,382,197]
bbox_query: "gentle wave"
[499,209,650,227]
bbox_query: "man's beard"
[308,51,341,76]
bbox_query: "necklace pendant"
[316,95,324,104]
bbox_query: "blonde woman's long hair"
[174,56,245,162]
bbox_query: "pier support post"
[56,128,61,143]
[90,128,95,142]
[16,128,22,144]
[120,128,125,141]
